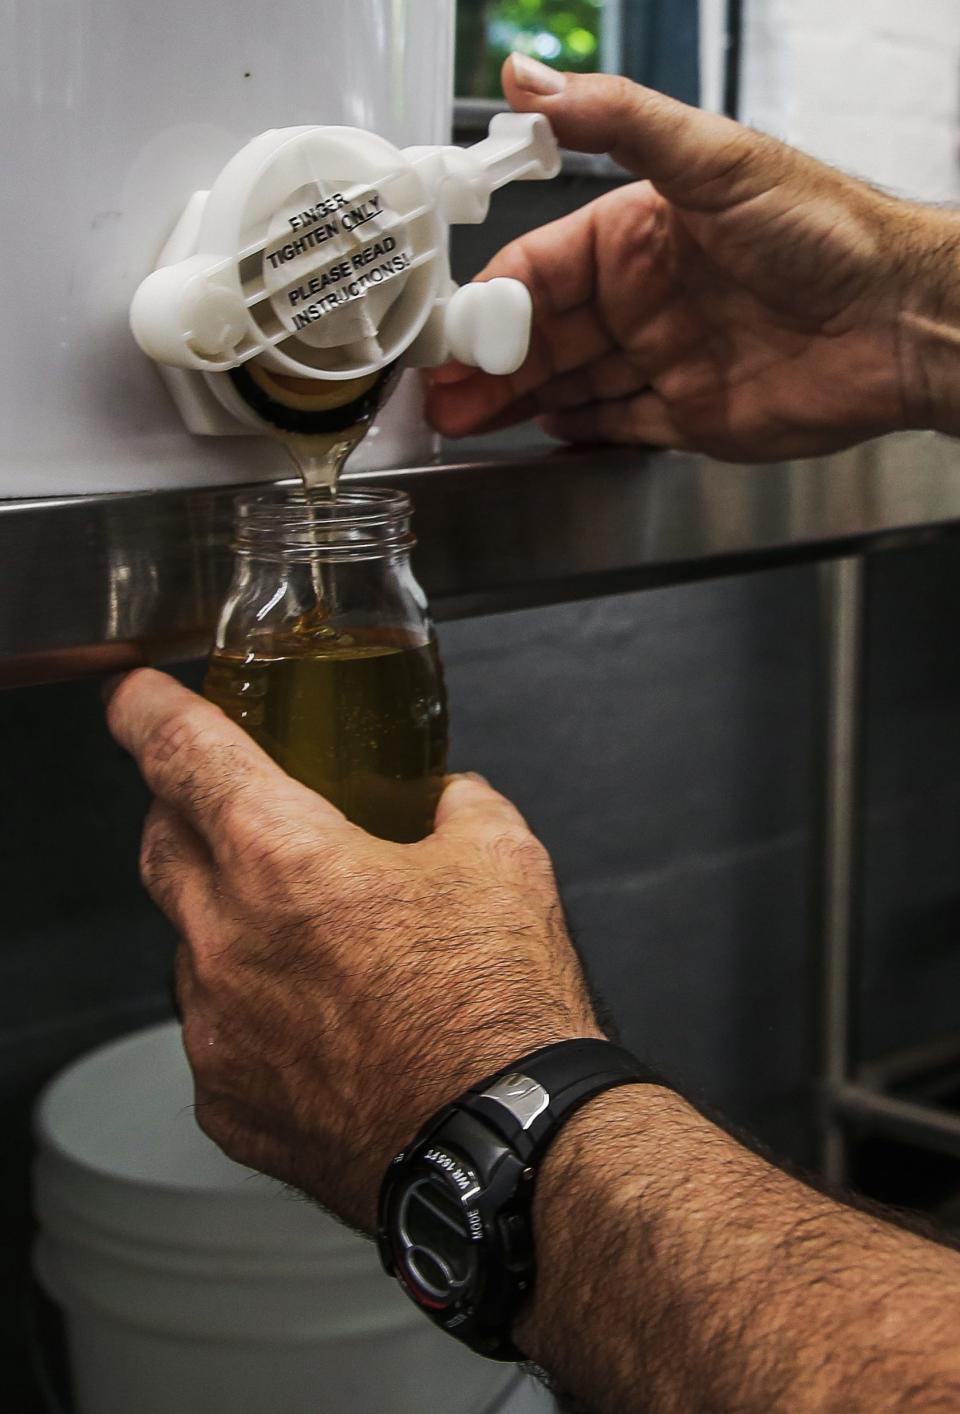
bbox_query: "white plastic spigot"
[129,115,560,437]
[444,279,533,377]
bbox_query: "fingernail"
[510,53,567,96]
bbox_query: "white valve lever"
[445,279,532,376]
[405,112,561,225]
[469,111,562,188]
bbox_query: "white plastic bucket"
[32,1022,514,1414]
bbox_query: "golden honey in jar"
[204,488,447,843]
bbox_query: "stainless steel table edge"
[2,434,958,689]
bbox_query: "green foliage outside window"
[456,0,606,100]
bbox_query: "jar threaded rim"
[233,485,414,560]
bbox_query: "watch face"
[386,1143,484,1315]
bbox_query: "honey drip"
[245,363,393,496]
[243,363,398,611]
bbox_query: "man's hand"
[106,668,601,1232]
[428,55,960,461]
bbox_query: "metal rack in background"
[817,557,960,1187]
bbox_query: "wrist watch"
[377,1037,658,1361]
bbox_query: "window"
[456,1,619,99]
[455,0,699,107]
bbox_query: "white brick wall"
[738,0,960,202]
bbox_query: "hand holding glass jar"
[104,667,598,1230]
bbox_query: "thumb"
[503,54,788,210]
[432,773,531,840]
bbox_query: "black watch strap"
[456,1037,659,1162]
[378,1036,661,1363]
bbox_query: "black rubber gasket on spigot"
[227,361,398,435]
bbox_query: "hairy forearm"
[514,1086,960,1413]
[898,204,960,437]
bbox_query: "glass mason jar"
[204,487,448,843]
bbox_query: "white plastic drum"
[0,0,452,495]
[33,1021,520,1414]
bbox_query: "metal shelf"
[2,432,959,688]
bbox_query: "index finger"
[502,57,790,211]
[106,668,344,844]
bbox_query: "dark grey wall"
[441,564,820,1155]
[860,546,960,1063]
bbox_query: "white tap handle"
[444,278,532,376]
[468,112,562,188]
[406,113,561,225]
